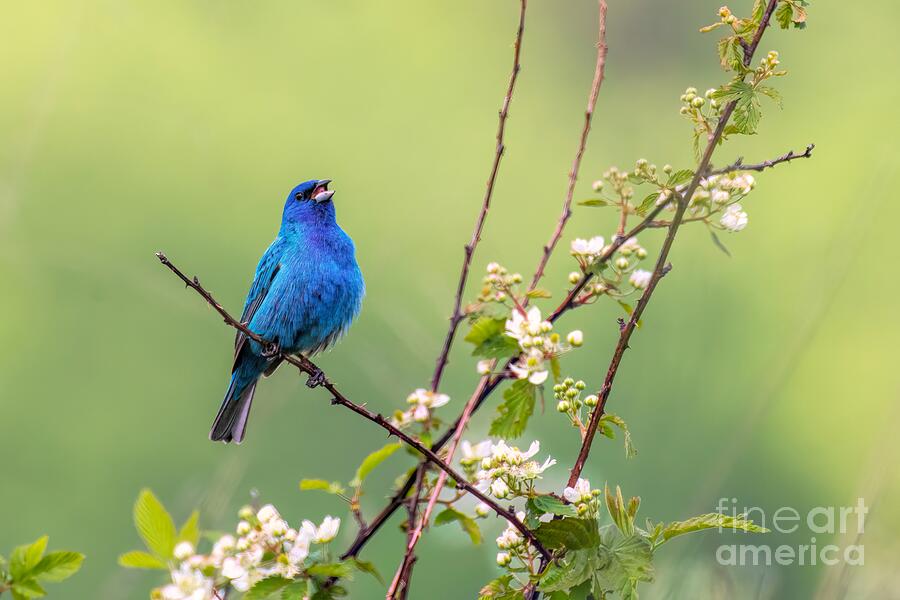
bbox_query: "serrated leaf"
[656,512,768,545]
[306,562,353,579]
[434,507,482,545]
[600,414,637,458]
[479,574,521,599]
[775,2,793,28]
[578,198,610,207]
[757,85,783,107]
[666,169,694,186]
[117,550,166,570]
[593,527,655,595]
[245,576,292,600]
[636,192,660,216]
[177,511,200,546]
[489,380,535,439]
[351,442,402,487]
[539,549,597,593]
[280,580,310,600]
[534,518,601,550]
[300,479,347,496]
[465,317,521,359]
[527,495,578,518]
[133,489,176,560]
[31,551,84,582]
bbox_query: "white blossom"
[629,269,652,289]
[563,478,592,504]
[720,203,748,231]
[476,359,493,375]
[477,440,556,498]
[173,541,195,561]
[567,330,583,347]
[571,236,606,264]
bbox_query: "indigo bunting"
[210,179,364,443]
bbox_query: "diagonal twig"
[529,0,609,293]
[708,142,814,175]
[155,252,550,561]
[430,0,528,394]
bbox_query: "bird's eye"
[295,192,307,202]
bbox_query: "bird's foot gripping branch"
[131,1,816,599]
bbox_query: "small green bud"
[557,400,570,412]
[575,380,586,390]
[663,164,673,174]
[691,97,705,108]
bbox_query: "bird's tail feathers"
[210,363,261,443]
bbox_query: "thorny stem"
[708,143,814,175]
[155,252,551,563]
[429,0,528,394]
[339,202,667,562]
[567,0,785,520]
[529,0,608,293]
[529,2,789,598]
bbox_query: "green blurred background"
[2,0,898,598]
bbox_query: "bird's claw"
[261,342,281,358]
[306,368,327,388]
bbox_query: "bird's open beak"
[313,179,334,203]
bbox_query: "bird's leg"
[261,339,281,358]
[296,355,327,388]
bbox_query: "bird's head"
[282,179,336,225]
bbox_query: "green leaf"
[306,562,353,579]
[177,511,200,546]
[465,317,520,359]
[599,414,637,458]
[526,288,552,299]
[757,85,783,107]
[534,518,601,550]
[9,536,47,580]
[434,507,482,545]
[489,380,535,439]
[636,192,659,216]
[300,479,347,496]
[539,549,597,593]
[281,580,310,599]
[775,2,793,28]
[117,551,166,570]
[245,576,292,600]
[709,230,732,257]
[31,551,84,582]
[593,527,655,596]
[578,198,610,207]
[351,441,402,487]
[133,489,176,560]
[751,0,766,23]
[527,495,578,518]
[655,512,768,545]
[10,579,46,598]
[479,575,523,599]
[666,169,694,186]
[350,558,383,584]
[716,36,743,71]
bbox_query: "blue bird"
[210,179,364,443]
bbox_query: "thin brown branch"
[708,142,814,175]
[529,0,608,292]
[156,252,549,561]
[430,0,528,392]
[339,201,668,562]
[565,0,783,489]
[387,377,490,598]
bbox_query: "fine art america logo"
[715,498,867,566]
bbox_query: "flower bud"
[584,394,599,407]
[691,97,705,107]
[636,248,648,259]
[475,502,490,518]
[477,359,492,375]
[173,541,194,561]
[496,552,511,566]
[563,377,575,387]
[557,400,570,413]
[575,380,586,390]
[567,330,583,347]
[615,257,630,270]
[238,505,254,520]
[568,271,582,284]
[592,180,604,192]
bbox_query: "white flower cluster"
[656,171,755,233]
[478,262,524,303]
[570,236,607,267]
[504,307,582,385]
[562,478,601,517]
[392,388,450,428]
[151,505,340,600]
[476,440,556,499]
[495,510,528,567]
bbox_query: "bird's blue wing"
[232,240,284,370]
